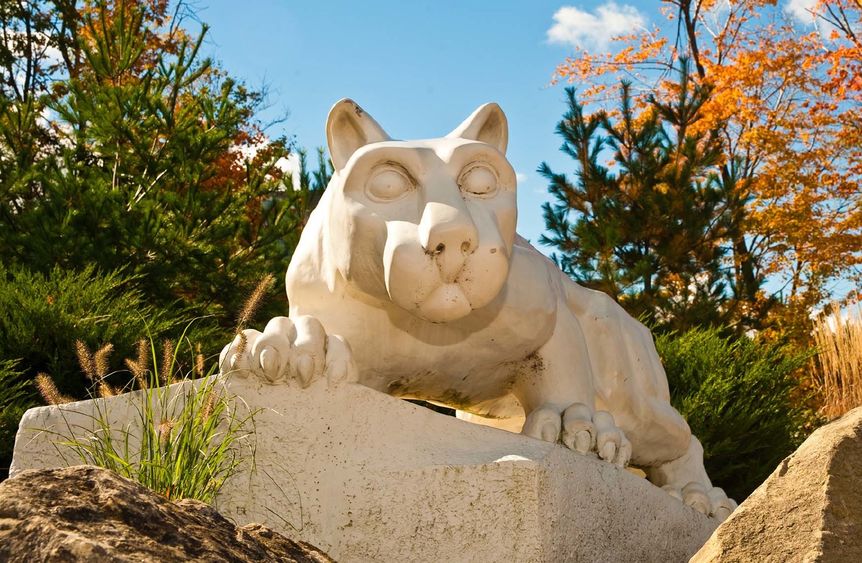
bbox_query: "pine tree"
[540,62,730,331]
[0,1,311,329]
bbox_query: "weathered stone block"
[12,377,718,562]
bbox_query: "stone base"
[12,378,717,562]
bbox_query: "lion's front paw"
[522,403,631,467]
[219,315,357,387]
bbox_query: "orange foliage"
[553,0,862,316]
[78,0,189,62]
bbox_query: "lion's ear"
[326,99,390,171]
[446,103,508,155]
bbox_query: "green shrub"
[0,263,224,397]
[0,2,309,331]
[0,360,32,479]
[0,264,232,481]
[656,328,815,500]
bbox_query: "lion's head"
[307,99,517,324]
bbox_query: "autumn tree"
[0,0,337,481]
[552,0,862,335]
[0,0,322,325]
[0,1,331,401]
[542,62,731,330]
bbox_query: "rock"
[692,407,862,563]
[12,378,718,562]
[0,465,334,563]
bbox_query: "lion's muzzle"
[384,201,510,324]
[419,201,479,283]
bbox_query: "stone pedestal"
[12,378,717,562]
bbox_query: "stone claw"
[221,329,261,376]
[522,407,562,443]
[708,487,737,522]
[616,435,632,468]
[258,347,279,377]
[662,484,683,501]
[562,403,595,453]
[219,315,357,388]
[594,410,621,463]
[682,482,711,515]
[524,403,630,468]
[661,482,737,520]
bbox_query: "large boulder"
[692,407,862,562]
[0,465,334,562]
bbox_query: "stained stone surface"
[692,407,862,563]
[12,377,718,562]
[0,465,333,563]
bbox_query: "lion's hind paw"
[522,403,631,468]
[662,483,737,521]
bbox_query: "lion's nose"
[419,202,478,282]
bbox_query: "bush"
[656,327,815,501]
[0,2,310,331]
[0,360,31,479]
[52,333,256,503]
[0,263,225,397]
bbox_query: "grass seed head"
[94,343,114,380]
[195,343,205,378]
[75,340,96,381]
[236,274,274,332]
[199,390,220,422]
[35,373,72,405]
[157,418,175,447]
[160,339,175,386]
[97,381,117,398]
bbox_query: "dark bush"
[0,263,226,397]
[656,327,816,500]
[0,360,31,479]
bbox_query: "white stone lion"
[220,99,737,520]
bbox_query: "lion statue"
[220,99,737,520]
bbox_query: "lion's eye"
[458,164,498,196]
[366,166,413,201]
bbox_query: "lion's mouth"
[384,236,510,324]
[416,282,472,323]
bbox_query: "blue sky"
[197,0,840,300]
[198,1,633,247]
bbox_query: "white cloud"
[2,30,63,94]
[236,141,301,191]
[547,3,646,51]
[275,152,302,191]
[516,171,528,183]
[785,0,818,23]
